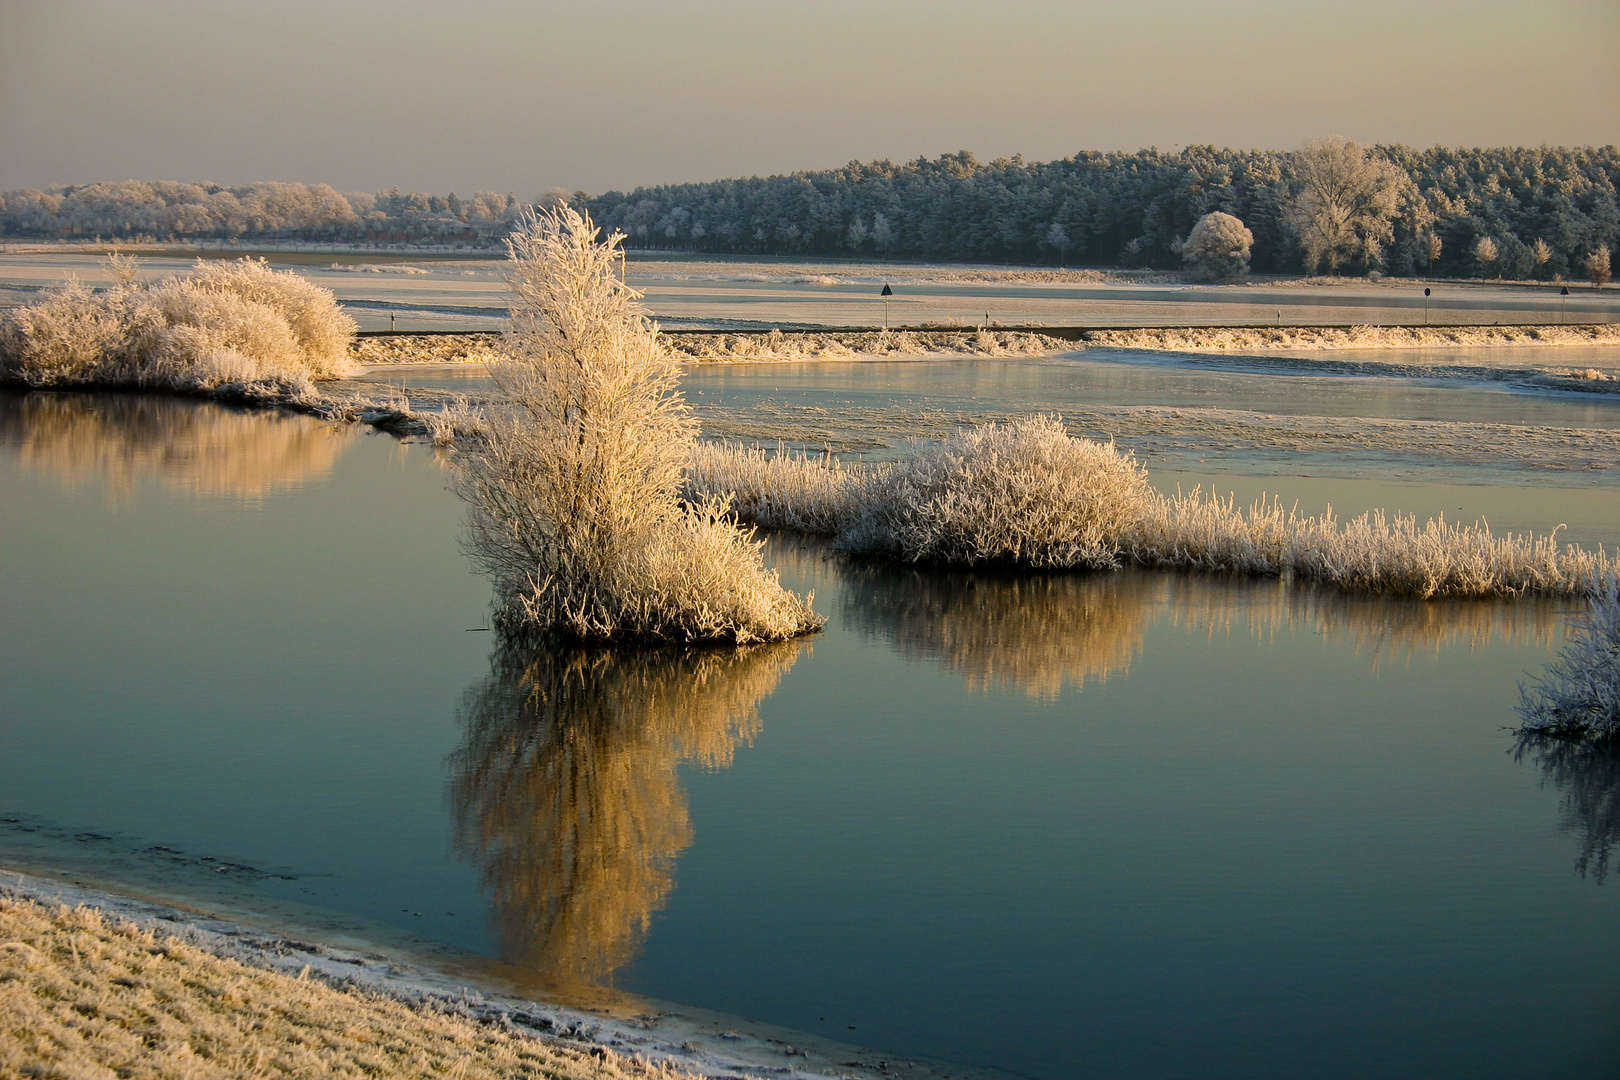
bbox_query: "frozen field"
[3,249,1617,332]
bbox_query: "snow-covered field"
[3,250,1616,332]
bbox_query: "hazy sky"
[2,0,1616,197]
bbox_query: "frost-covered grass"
[664,329,1070,362]
[1089,323,1620,352]
[353,333,505,366]
[684,420,1611,598]
[0,255,356,392]
[455,205,820,644]
[684,442,860,535]
[350,323,1620,372]
[1517,584,1620,740]
[0,895,701,1080]
[1131,487,1611,598]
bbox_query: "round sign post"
[1424,287,1431,326]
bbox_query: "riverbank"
[349,325,1620,367]
[0,871,971,1080]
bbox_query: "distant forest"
[0,183,528,248]
[4,145,1617,279]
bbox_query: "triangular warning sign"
[880,284,893,296]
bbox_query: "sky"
[2,0,1617,198]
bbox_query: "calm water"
[1,391,1617,1079]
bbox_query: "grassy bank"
[0,894,700,1080]
[1087,323,1620,353]
[349,323,1620,369]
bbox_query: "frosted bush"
[0,278,128,385]
[1181,211,1254,282]
[837,416,1155,569]
[0,256,356,390]
[455,204,819,643]
[184,257,356,377]
[1517,584,1620,740]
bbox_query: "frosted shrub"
[0,256,356,390]
[0,278,128,385]
[181,257,356,377]
[455,204,819,643]
[1517,584,1620,740]
[837,416,1155,568]
[1181,211,1254,282]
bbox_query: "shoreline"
[348,325,1620,368]
[1,867,987,1080]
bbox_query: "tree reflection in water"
[0,391,354,499]
[1514,734,1620,882]
[449,641,802,987]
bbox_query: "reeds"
[454,205,820,643]
[685,420,1611,599]
[1088,323,1620,352]
[1131,487,1611,598]
[0,256,356,391]
[684,441,860,535]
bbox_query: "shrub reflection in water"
[1514,733,1620,882]
[812,536,1561,698]
[0,391,354,499]
[449,640,802,987]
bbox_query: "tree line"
[0,181,528,247]
[3,142,1616,279]
[584,142,1617,280]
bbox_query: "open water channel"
[2,360,1618,1078]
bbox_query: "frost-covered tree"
[1425,232,1443,278]
[1532,238,1553,279]
[1283,137,1411,275]
[1181,211,1254,282]
[1587,246,1612,288]
[870,212,895,254]
[454,204,819,643]
[846,217,869,251]
[1473,235,1500,278]
[1043,221,1072,266]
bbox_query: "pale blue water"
[1,390,1616,1079]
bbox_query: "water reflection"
[841,566,1151,698]
[1162,577,1560,674]
[835,556,1560,698]
[0,391,354,498]
[1514,734,1620,882]
[449,641,802,987]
